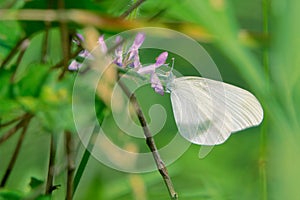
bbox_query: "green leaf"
[36,72,76,133]
[0,189,23,200]
[29,177,44,189]
[170,0,266,96]
[15,28,62,82]
[0,69,13,98]
[0,21,23,61]
[0,98,22,116]
[16,63,49,97]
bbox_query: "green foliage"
[1,0,300,199]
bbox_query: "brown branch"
[45,134,56,194]
[0,114,33,187]
[120,0,146,18]
[65,131,75,200]
[117,80,178,199]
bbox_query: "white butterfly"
[165,73,264,146]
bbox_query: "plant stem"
[0,114,32,187]
[120,0,146,18]
[58,0,71,80]
[0,114,26,129]
[65,131,75,200]
[73,125,101,195]
[9,38,30,83]
[51,47,83,70]
[45,133,56,194]
[260,0,269,199]
[117,79,178,199]
[0,114,30,145]
[0,36,28,69]
[41,22,51,64]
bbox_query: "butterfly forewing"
[170,76,263,145]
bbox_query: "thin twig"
[117,79,178,199]
[10,38,30,83]
[41,22,51,64]
[50,47,83,70]
[120,0,146,18]
[0,36,28,69]
[0,114,26,129]
[0,114,30,144]
[45,133,56,194]
[65,131,75,200]
[0,114,33,187]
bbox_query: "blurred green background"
[1,0,300,199]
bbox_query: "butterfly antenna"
[171,57,175,73]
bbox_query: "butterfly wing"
[170,76,263,145]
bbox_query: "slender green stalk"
[260,0,269,199]
[65,131,75,200]
[45,133,56,194]
[73,120,103,195]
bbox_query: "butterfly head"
[155,58,176,93]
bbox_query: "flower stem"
[117,79,178,199]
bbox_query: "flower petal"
[98,35,107,53]
[114,36,123,66]
[155,52,168,66]
[133,33,145,49]
[137,64,156,74]
[150,73,164,95]
[68,60,81,71]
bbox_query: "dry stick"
[120,0,146,18]
[45,134,56,195]
[0,114,33,187]
[65,131,75,200]
[117,80,178,199]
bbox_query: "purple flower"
[73,33,84,45]
[68,60,81,70]
[68,32,167,95]
[137,52,168,74]
[150,73,164,95]
[128,33,145,68]
[137,52,168,95]
[114,36,123,67]
[98,35,107,53]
